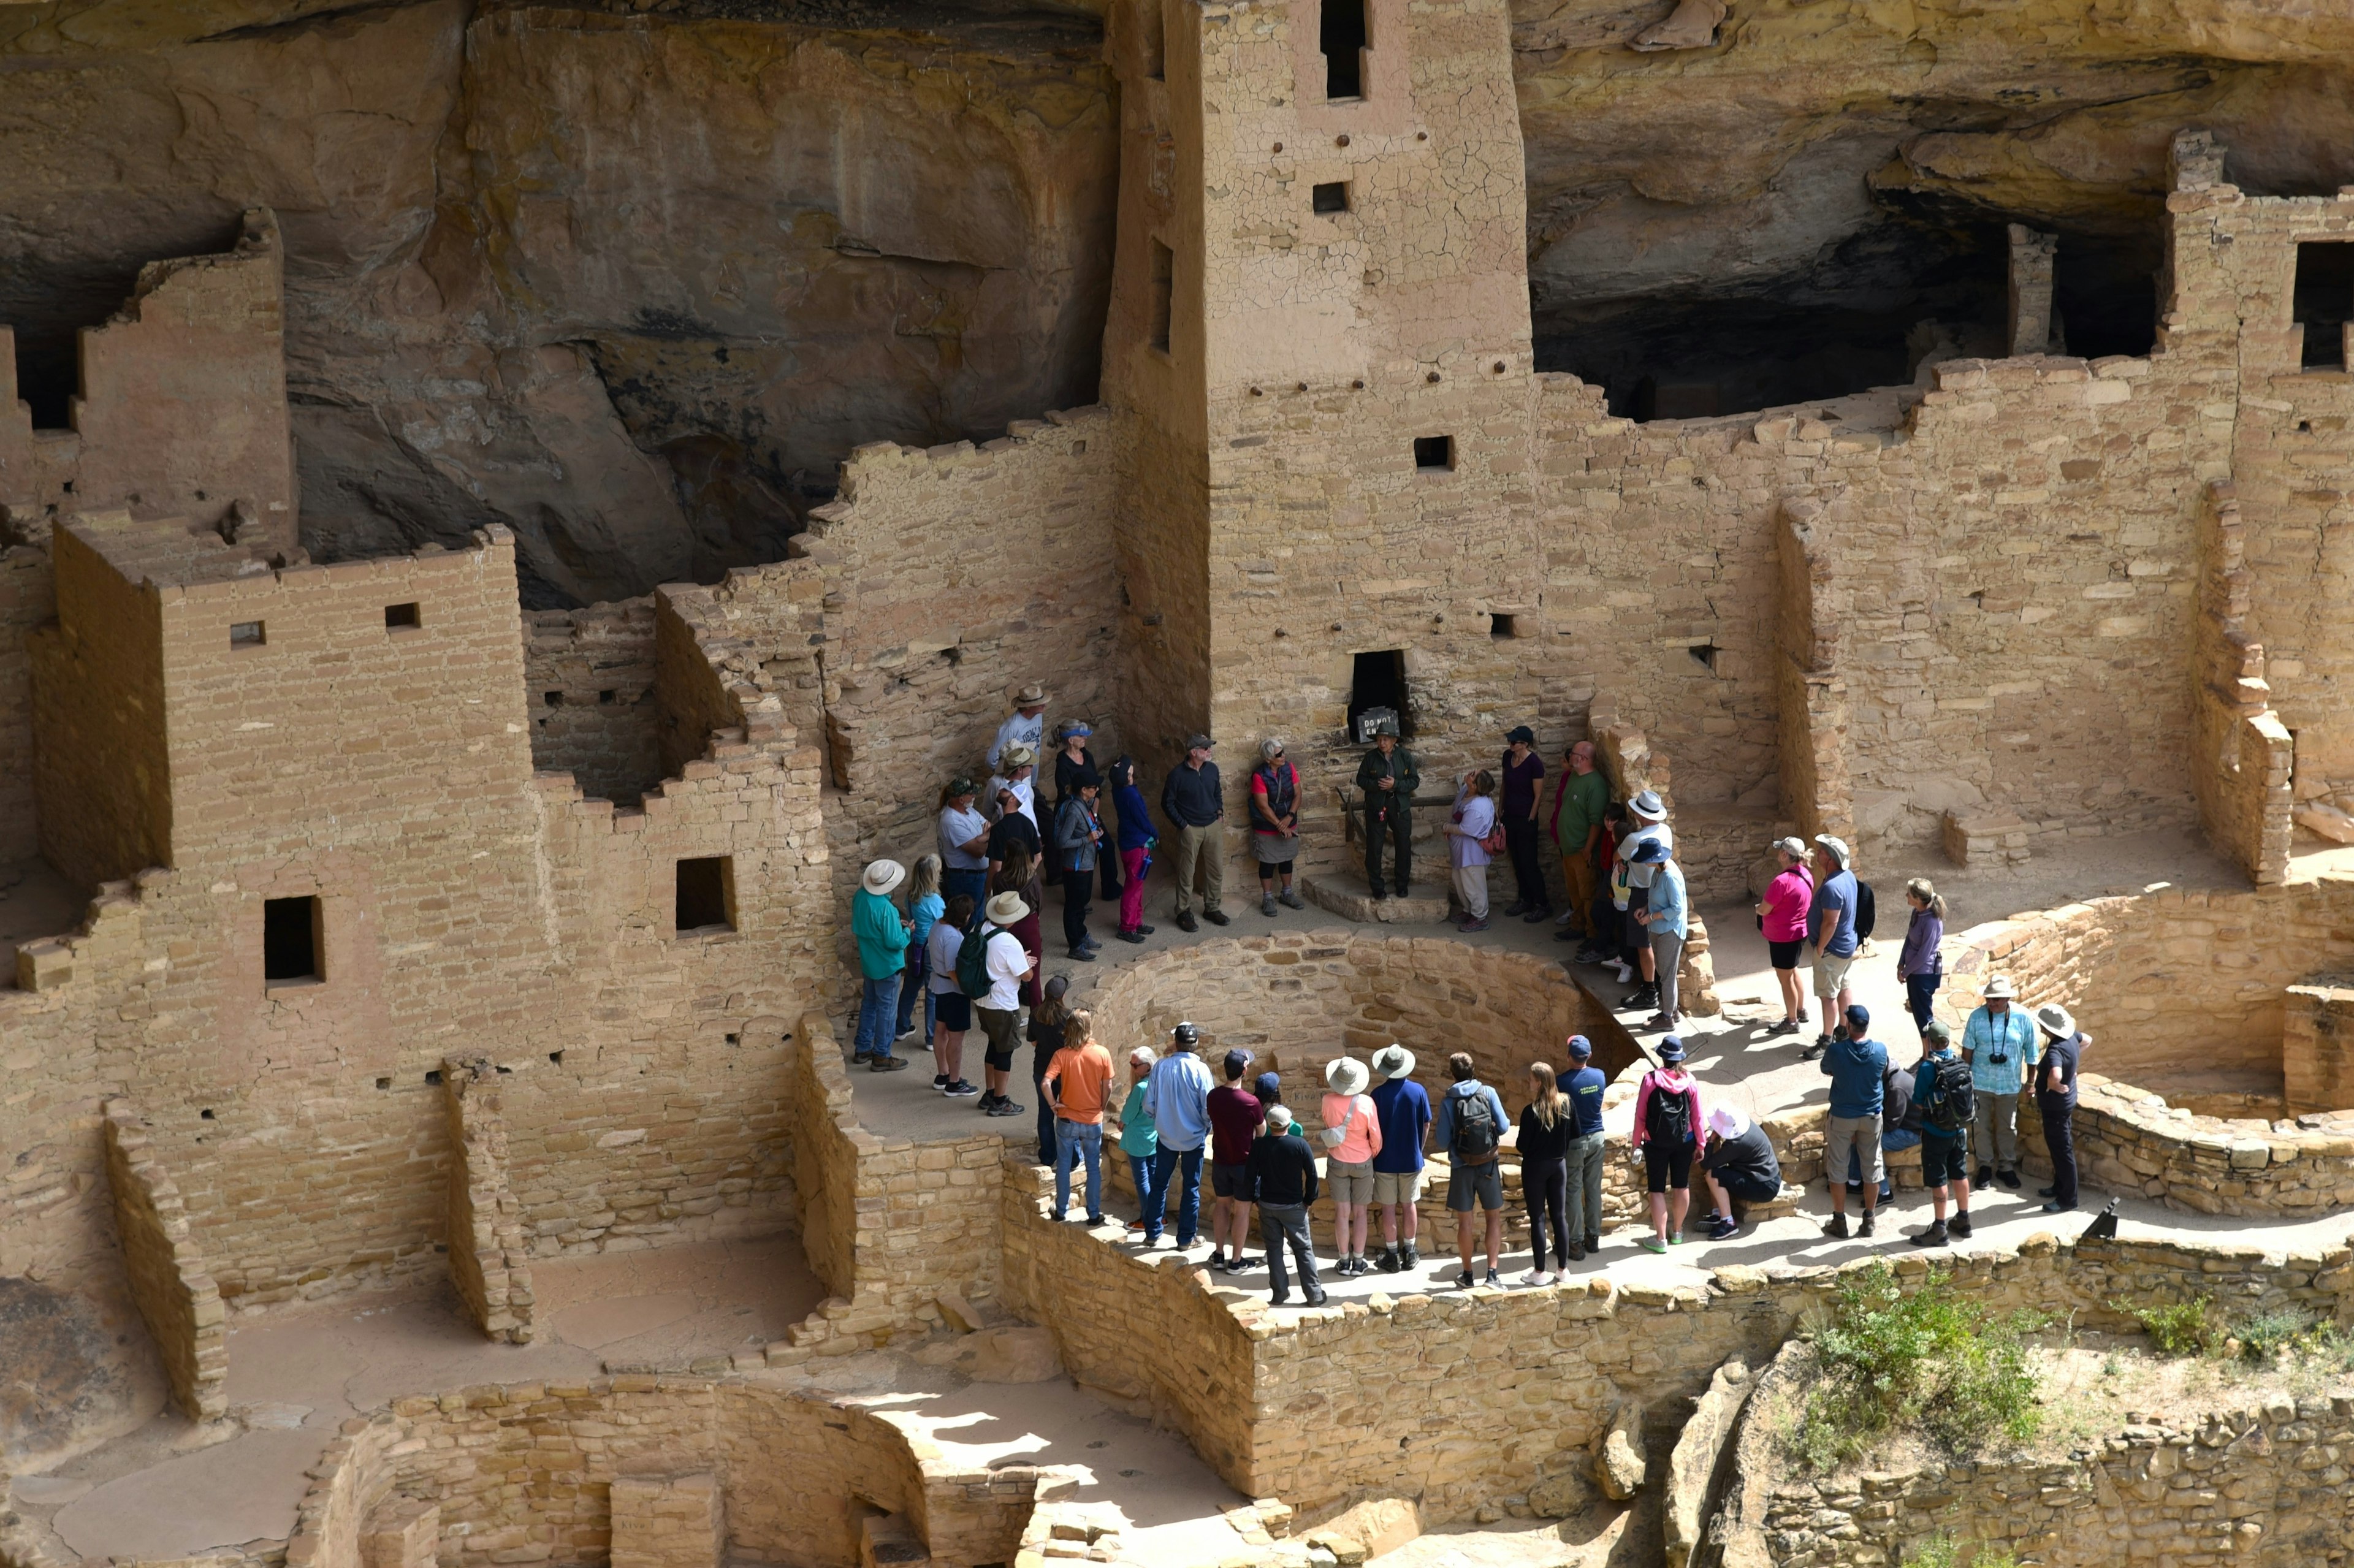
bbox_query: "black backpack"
[1644,1075,1692,1146]
[1451,1090,1499,1163]
[1854,880,1877,943]
[956,911,996,997]
[1927,1054,1975,1133]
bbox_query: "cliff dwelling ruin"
[7,1,2354,1566]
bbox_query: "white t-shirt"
[1617,819,1674,863]
[926,923,965,994]
[983,928,1029,1011]
[988,711,1045,772]
[939,805,991,869]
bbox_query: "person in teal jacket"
[853,859,913,1071]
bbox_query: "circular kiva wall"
[1075,929,1637,1116]
[1938,877,2354,1215]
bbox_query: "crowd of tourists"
[841,684,2095,1296]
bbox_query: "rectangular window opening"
[1312,181,1350,216]
[1349,649,1411,742]
[598,688,618,704]
[384,601,421,630]
[543,690,563,707]
[263,896,320,984]
[1490,614,1517,639]
[2293,241,2354,370]
[1320,0,1366,99]
[1413,435,1455,472]
[230,620,265,649]
[676,856,736,935]
[1148,240,1175,352]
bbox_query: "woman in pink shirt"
[1755,836,1816,1036]
[1629,1038,1705,1253]
[1320,1056,1385,1277]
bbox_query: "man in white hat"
[1960,975,2038,1189]
[852,859,913,1071]
[2033,1003,2085,1214]
[973,891,1035,1116]
[1697,1103,1780,1239]
[1614,790,1672,1011]
[1803,834,1861,1060]
[1368,1043,1431,1273]
[988,683,1049,773]
[987,744,1039,832]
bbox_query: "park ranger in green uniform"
[1355,720,1421,899]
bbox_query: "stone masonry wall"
[0,542,50,866]
[1752,1395,2354,1568]
[99,1098,227,1423]
[525,597,663,804]
[440,1056,536,1344]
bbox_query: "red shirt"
[1207,1086,1264,1165]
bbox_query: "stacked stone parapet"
[98,1098,228,1424]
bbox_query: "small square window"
[264,896,320,983]
[544,690,563,707]
[676,856,736,935]
[230,621,265,648]
[1413,435,1455,472]
[1490,614,1517,639]
[1312,181,1349,215]
[384,602,421,630]
[598,689,618,704]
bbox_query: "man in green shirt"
[1355,725,1420,899]
[1550,740,1609,944]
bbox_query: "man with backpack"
[1909,1020,1975,1247]
[962,891,1034,1117]
[1434,1051,1509,1288]
[1819,1003,1887,1239]
[1804,835,1865,1061]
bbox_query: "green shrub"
[2119,1295,2224,1357]
[1797,1262,2043,1469]
[1901,1535,2019,1568]
[2234,1306,2320,1363]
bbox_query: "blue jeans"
[1055,1121,1104,1220]
[1905,972,1942,1032]
[894,948,935,1040]
[943,868,988,909]
[1150,1144,1205,1244]
[855,974,902,1060]
[1132,1149,1163,1227]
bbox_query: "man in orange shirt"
[1042,1009,1116,1224]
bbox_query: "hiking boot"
[1270,1289,1292,1306]
[1948,1211,1973,1239]
[1262,894,1278,916]
[1573,946,1608,964]
[1203,908,1230,926]
[851,1051,875,1064]
[1377,1246,1401,1273]
[1395,885,1412,898]
[986,1097,1025,1117]
[1857,1211,1876,1238]
[869,1055,910,1073]
[1522,907,1552,924]
[1503,899,1529,918]
[1176,911,1199,932]
[1068,948,1095,962]
[1997,1168,2022,1190]
[1975,1163,1995,1187]
[1584,1234,1601,1254]
[1136,924,1156,935]
[1458,917,1490,932]
[1400,1243,1420,1268]
[1303,1287,1328,1306]
[1115,929,1147,944]
[1280,888,1306,909]
[1911,1219,1949,1247]
[2038,1185,2057,1198]
[1800,1037,1829,1062]
[1565,1240,1586,1263]
[1822,1212,1850,1239]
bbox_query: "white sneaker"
[1553,907,1577,925]
[1522,1268,1550,1286]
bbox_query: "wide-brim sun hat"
[1658,1037,1686,1063]
[1371,1043,1416,1080]
[1629,790,1667,821]
[2035,1003,2076,1039]
[1016,682,1048,706]
[1262,737,1286,759]
[1813,833,1851,867]
[985,891,1029,924]
[861,859,906,895]
[999,744,1036,769]
[1707,1105,1750,1139]
[1057,720,1093,739]
[1325,1057,1370,1096]
[1981,975,2016,1000]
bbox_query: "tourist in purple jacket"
[1896,878,1947,1035]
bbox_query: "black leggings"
[1525,1157,1571,1272]
[1062,869,1092,950]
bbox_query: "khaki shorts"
[1812,950,1856,1000]
[1824,1113,1883,1188]
[1327,1157,1375,1206]
[1371,1168,1424,1207]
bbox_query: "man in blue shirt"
[1368,1044,1432,1273]
[1819,1002,1887,1239]
[1631,839,1688,1030]
[1960,974,2038,1189]
[1805,835,1861,1062]
[1563,1035,1609,1258]
[1144,1022,1215,1247]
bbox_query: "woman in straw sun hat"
[1321,1056,1383,1276]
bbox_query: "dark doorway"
[263,896,320,983]
[1320,0,1365,99]
[676,856,735,934]
[2294,242,2354,370]
[1348,649,1409,742]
